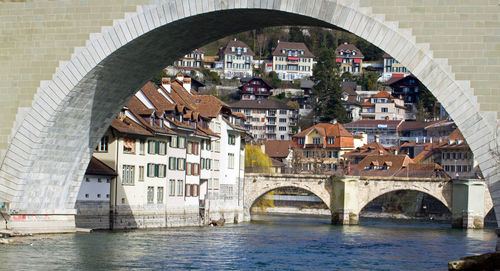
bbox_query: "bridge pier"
[331,178,359,225]
[451,179,486,229]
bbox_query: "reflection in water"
[0,214,496,270]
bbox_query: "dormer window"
[243,48,248,53]
[340,50,344,55]
[352,50,356,56]
[312,137,321,145]
[282,49,286,54]
[328,137,335,144]
[298,137,305,145]
[231,47,235,52]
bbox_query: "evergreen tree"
[311,48,349,123]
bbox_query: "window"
[298,138,305,145]
[157,187,164,203]
[169,180,176,196]
[85,194,89,198]
[147,186,154,204]
[228,153,234,169]
[138,166,144,181]
[96,136,108,152]
[214,159,220,171]
[122,165,135,185]
[381,107,388,113]
[177,180,184,196]
[177,158,185,171]
[186,162,192,175]
[85,178,90,182]
[97,194,101,198]
[123,138,135,153]
[228,135,236,145]
[178,136,186,149]
[279,127,287,131]
[170,136,178,148]
[279,118,287,123]
[214,141,220,152]
[193,163,199,176]
[328,137,335,144]
[312,137,321,145]
[305,151,312,158]
[158,141,167,155]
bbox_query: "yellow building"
[335,43,364,75]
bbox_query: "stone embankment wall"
[75,201,246,230]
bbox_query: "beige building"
[175,48,205,71]
[381,53,410,82]
[335,43,364,75]
[272,41,314,81]
[361,91,406,120]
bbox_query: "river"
[0,214,497,270]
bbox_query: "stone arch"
[358,182,452,214]
[245,184,332,213]
[0,0,497,229]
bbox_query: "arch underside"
[358,188,452,215]
[246,183,332,211]
[0,0,496,230]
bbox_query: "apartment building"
[219,39,255,79]
[230,99,297,141]
[272,41,314,81]
[238,77,274,100]
[335,43,364,74]
[92,75,247,229]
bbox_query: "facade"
[291,122,359,173]
[360,91,407,120]
[272,41,314,81]
[231,99,297,141]
[383,75,420,117]
[381,52,410,82]
[342,83,362,122]
[335,43,364,74]
[344,119,404,147]
[175,48,205,71]
[239,77,274,100]
[75,157,116,229]
[92,75,247,229]
[219,39,255,79]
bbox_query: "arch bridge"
[244,173,494,229]
[0,0,499,248]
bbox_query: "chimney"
[162,77,171,93]
[330,119,337,124]
[183,77,192,94]
[176,73,184,83]
[375,135,380,143]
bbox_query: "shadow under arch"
[359,189,451,220]
[0,1,495,221]
[249,186,331,215]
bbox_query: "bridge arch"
[359,189,452,219]
[0,0,498,232]
[357,180,453,214]
[246,183,332,214]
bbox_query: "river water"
[0,214,497,270]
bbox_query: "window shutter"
[154,164,159,177]
[190,184,194,197]
[147,163,150,177]
[163,142,167,155]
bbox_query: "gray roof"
[300,79,315,89]
[230,99,291,110]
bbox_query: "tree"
[311,48,349,123]
[245,145,272,173]
[289,26,305,43]
[357,71,379,90]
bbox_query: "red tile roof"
[110,117,153,136]
[221,39,255,56]
[372,91,392,99]
[343,142,391,158]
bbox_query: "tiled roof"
[335,43,364,58]
[240,77,274,89]
[194,95,228,118]
[263,140,292,159]
[343,142,391,157]
[399,120,444,131]
[372,91,392,99]
[294,122,353,138]
[383,76,405,86]
[110,117,153,136]
[140,82,176,113]
[230,99,291,110]
[436,129,468,150]
[361,100,375,107]
[221,39,255,56]
[85,156,117,177]
[272,42,314,57]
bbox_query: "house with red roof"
[291,122,359,173]
[272,41,315,81]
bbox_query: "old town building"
[238,77,274,100]
[335,42,364,74]
[360,91,407,120]
[272,41,315,81]
[219,39,255,79]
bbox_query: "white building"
[219,39,255,79]
[360,91,407,120]
[271,41,314,81]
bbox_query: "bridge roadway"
[244,173,494,229]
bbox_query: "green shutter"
[147,163,151,177]
[155,141,160,154]
[154,164,159,177]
